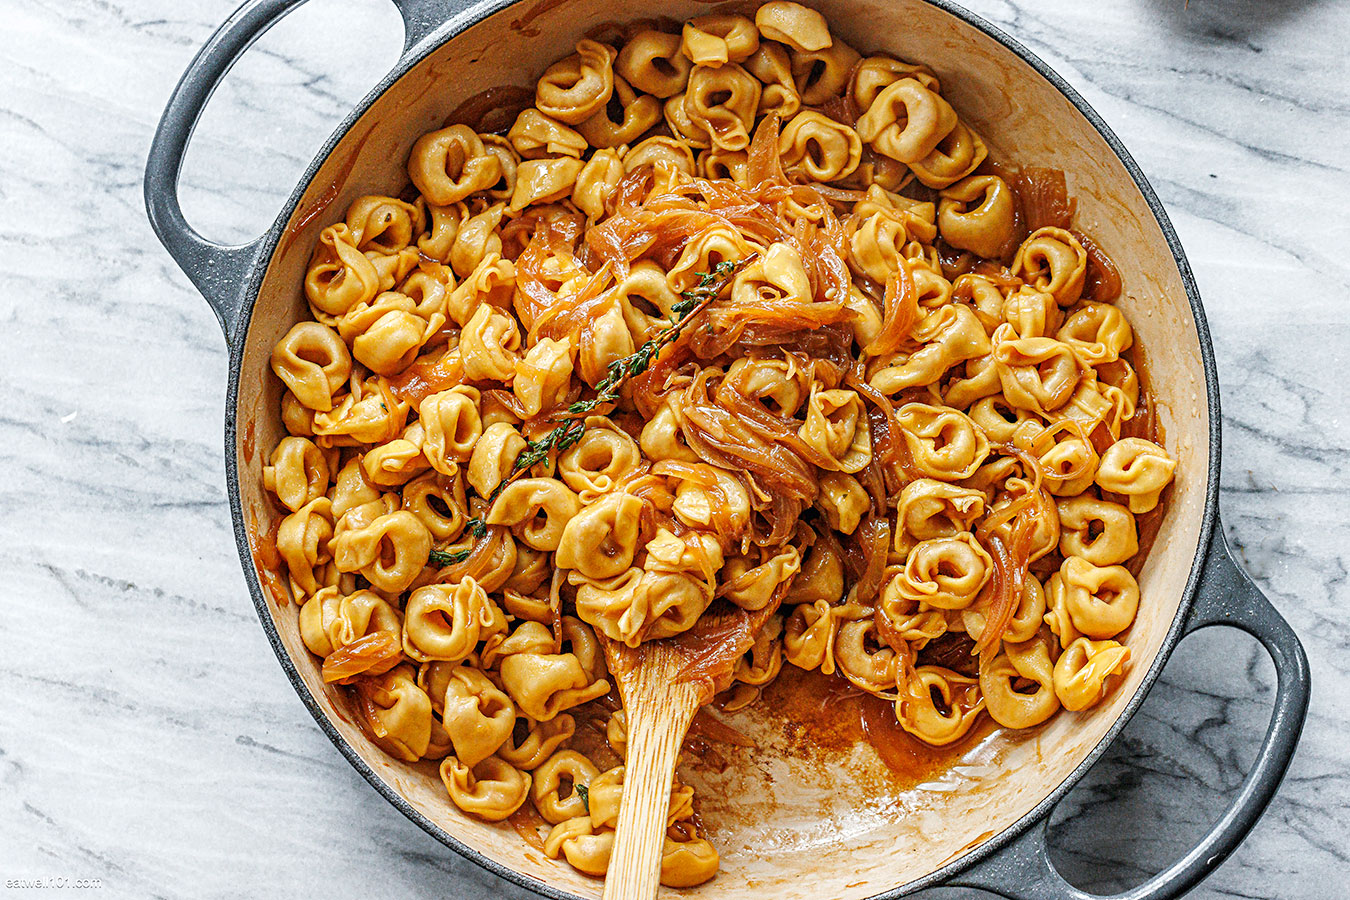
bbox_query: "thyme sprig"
[428,258,751,572]
[428,548,466,567]
[428,517,489,567]
[562,257,745,422]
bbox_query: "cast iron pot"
[145,1,1312,897]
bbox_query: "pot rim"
[220,1,1222,896]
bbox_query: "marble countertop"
[2,0,1346,896]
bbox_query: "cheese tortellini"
[265,2,1176,887]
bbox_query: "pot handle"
[144,0,310,342]
[144,0,474,342]
[947,516,1310,900]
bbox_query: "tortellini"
[1096,437,1176,513]
[857,78,958,164]
[571,543,717,647]
[800,384,872,473]
[532,750,599,824]
[681,14,759,67]
[497,714,575,771]
[440,755,532,821]
[330,509,431,593]
[981,635,1060,728]
[938,174,1017,258]
[834,614,899,693]
[755,1,831,51]
[338,290,444,377]
[271,4,1178,886]
[300,587,401,660]
[790,39,860,105]
[557,417,640,500]
[513,336,574,416]
[403,579,506,663]
[617,30,691,98]
[263,436,330,512]
[486,478,582,551]
[895,479,986,552]
[555,490,644,579]
[1013,227,1088,306]
[893,533,993,610]
[419,386,483,475]
[1054,638,1130,711]
[409,126,503,206]
[304,225,380,321]
[895,403,989,479]
[896,667,985,745]
[1055,555,1141,640]
[578,76,662,150]
[992,327,1088,416]
[778,110,861,182]
[459,303,522,383]
[499,623,611,720]
[440,664,516,766]
[276,497,334,598]
[271,322,350,412]
[355,665,434,762]
[1057,496,1138,565]
[536,39,618,125]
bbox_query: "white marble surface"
[1,0,1347,896]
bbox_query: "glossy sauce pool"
[730,665,1004,791]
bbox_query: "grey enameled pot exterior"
[145,1,1311,898]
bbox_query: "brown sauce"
[1073,228,1123,302]
[508,804,549,852]
[241,418,256,463]
[279,123,377,257]
[1120,343,1168,578]
[508,0,575,38]
[246,509,289,607]
[688,707,754,749]
[442,84,534,134]
[749,666,1000,789]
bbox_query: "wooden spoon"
[599,599,782,900]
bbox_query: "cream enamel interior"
[231,1,1211,896]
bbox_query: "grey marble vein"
[0,0,1346,896]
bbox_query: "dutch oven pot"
[144,1,1312,897]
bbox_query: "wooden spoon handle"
[602,681,701,900]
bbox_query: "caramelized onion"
[439,524,512,584]
[971,519,1035,658]
[851,513,891,602]
[388,347,463,406]
[1074,228,1123,303]
[970,443,1052,656]
[676,368,823,535]
[1015,166,1075,232]
[322,630,404,684]
[865,262,919,357]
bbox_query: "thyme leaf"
[575,783,589,812]
[429,548,470,567]
[479,256,753,509]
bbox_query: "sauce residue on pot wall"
[1121,343,1168,578]
[279,123,377,257]
[442,84,533,134]
[733,666,1002,791]
[509,0,575,38]
[241,418,256,463]
[507,804,549,853]
[246,509,288,607]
